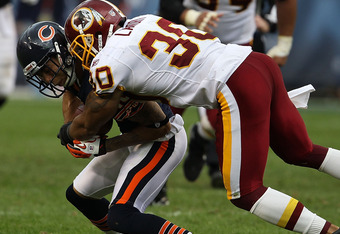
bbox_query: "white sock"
[319,148,340,179]
[250,187,326,233]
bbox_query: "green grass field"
[1,97,340,234]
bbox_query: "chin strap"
[54,42,63,65]
[107,24,114,40]
[64,68,77,88]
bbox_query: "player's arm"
[276,0,296,36]
[106,101,171,150]
[67,120,171,158]
[106,122,171,152]
[267,0,296,66]
[62,90,83,123]
[66,101,173,158]
[68,89,122,140]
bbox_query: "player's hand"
[66,136,107,158]
[57,122,73,146]
[183,9,223,33]
[267,36,293,66]
[255,15,270,33]
[196,11,223,33]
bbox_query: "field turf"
[0,97,340,233]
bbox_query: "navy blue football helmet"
[17,21,76,98]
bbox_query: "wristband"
[184,9,200,26]
[58,122,73,146]
[267,36,293,57]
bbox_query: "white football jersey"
[183,0,256,44]
[90,15,251,109]
[0,3,16,97]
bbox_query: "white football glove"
[67,136,106,158]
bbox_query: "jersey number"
[139,18,215,69]
[89,66,114,90]
[90,18,216,91]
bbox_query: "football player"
[0,0,17,108]
[17,21,191,234]
[61,0,340,233]
[159,0,296,188]
[160,0,295,66]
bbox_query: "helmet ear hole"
[65,56,73,66]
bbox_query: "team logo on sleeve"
[38,25,55,42]
[114,96,145,121]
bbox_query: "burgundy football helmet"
[64,0,126,70]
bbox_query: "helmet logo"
[72,8,94,32]
[38,25,55,42]
[71,7,104,32]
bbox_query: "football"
[74,104,112,135]
[97,119,113,136]
[74,104,85,117]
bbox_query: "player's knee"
[65,183,88,205]
[107,204,139,232]
[66,184,78,205]
[230,186,268,211]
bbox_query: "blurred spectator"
[123,0,159,17]
[53,0,83,25]
[253,0,278,53]
[0,0,17,108]
[14,0,82,32]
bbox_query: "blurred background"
[280,0,340,95]
[4,0,340,99]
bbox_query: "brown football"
[74,104,113,136]
[97,119,113,136]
